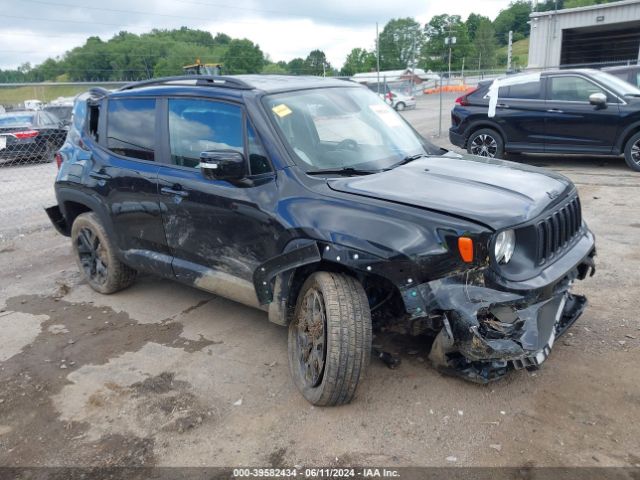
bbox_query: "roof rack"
[118,75,254,91]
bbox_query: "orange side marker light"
[458,237,474,263]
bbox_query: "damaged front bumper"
[405,240,596,383]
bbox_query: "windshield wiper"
[386,153,429,170]
[306,167,380,176]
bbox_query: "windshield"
[264,87,437,172]
[45,106,72,122]
[0,113,34,127]
[591,70,640,96]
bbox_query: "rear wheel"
[623,131,640,172]
[467,128,505,159]
[395,102,406,111]
[71,212,137,294]
[41,141,56,163]
[288,272,371,406]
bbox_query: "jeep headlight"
[494,230,516,264]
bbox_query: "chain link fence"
[0,71,524,243]
[0,62,631,242]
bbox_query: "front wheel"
[288,272,372,406]
[467,128,505,159]
[395,102,406,111]
[623,132,640,172]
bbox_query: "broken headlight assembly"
[494,229,516,264]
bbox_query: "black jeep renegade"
[46,75,596,405]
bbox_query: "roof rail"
[118,75,254,91]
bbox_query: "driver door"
[156,97,280,300]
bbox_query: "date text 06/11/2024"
[232,468,400,477]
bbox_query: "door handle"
[496,103,510,108]
[160,186,189,197]
[89,171,111,180]
[546,108,564,113]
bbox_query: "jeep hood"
[326,154,573,230]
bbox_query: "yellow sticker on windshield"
[272,104,292,117]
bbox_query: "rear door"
[89,96,171,275]
[543,74,621,154]
[492,79,547,151]
[156,96,280,304]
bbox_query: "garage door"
[561,21,640,66]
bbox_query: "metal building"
[528,0,640,69]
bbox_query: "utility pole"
[409,28,417,95]
[507,30,513,71]
[444,20,456,86]
[376,22,381,94]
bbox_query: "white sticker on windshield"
[369,104,402,127]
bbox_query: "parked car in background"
[603,64,640,89]
[46,75,595,405]
[43,104,73,128]
[449,69,640,171]
[23,99,43,110]
[0,110,67,165]
[390,91,416,111]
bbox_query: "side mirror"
[199,150,246,181]
[589,92,607,107]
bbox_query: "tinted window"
[498,81,540,99]
[39,111,59,125]
[0,113,34,127]
[168,99,243,168]
[549,76,604,102]
[107,98,156,161]
[247,121,271,175]
[45,106,72,122]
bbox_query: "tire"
[395,102,406,111]
[40,142,55,163]
[71,212,137,294]
[288,272,372,406]
[467,128,505,159]
[623,131,640,172]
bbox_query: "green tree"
[341,48,376,76]
[287,58,305,75]
[262,62,288,74]
[465,13,491,41]
[213,33,232,45]
[154,43,219,77]
[378,18,423,70]
[304,50,330,76]
[474,20,498,69]
[493,1,533,45]
[222,39,264,74]
[421,14,474,72]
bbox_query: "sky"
[0,0,513,70]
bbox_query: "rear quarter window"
[498,81,541,100]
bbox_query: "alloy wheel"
[295,288,327,388]
[632,139,640,166]
[76,226,108,285]
[470,134,498,158]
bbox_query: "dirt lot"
[1,94,639,469]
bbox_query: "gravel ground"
[0,94,639,469]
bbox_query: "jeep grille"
[535,196,582,265]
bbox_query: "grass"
[0,84,118,107]
[496,37,530,69]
